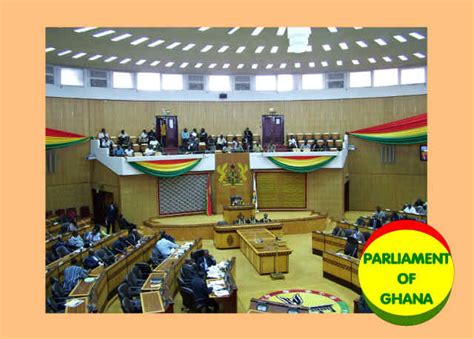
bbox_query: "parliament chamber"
[45,27,427,314]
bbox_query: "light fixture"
[228,27,239,35]
[251,27,264,36]
[237,64,244,69]
[339,42,348,50]
[327,27,338,33]
[72,52,86,59]
[208,63,217,69]
[74,27,97,33]
[398,55,408,61]
[287,27,312,53]
[93,30,115,38]
[131,37,149,46]
[368,57,376,63]
[270,46,278,53]
[309,62,315,68]
[194,63,203,68]
[413,52,426,59]
[374,38,387,46]
[322,44,331,51]
[166,42,181,49]
[336,60,343,66]
[89,55,102,61]
[120,58,131,64]
[382,56,392,62]
[266,64,273,69]
[180,62,189,68]
[136,59,147,65]
[104,56,118,62]
[294,62,301,68]
[280,63,287,69]
[148,39,165,47]
[255,46,264,53]
[352,59,360,65]
[57,50,72,56]
[218,45,229,53]
[251,64,258,69]
[165,62,174,67]
[222,63,230,69]
[356,41,368,48]
[409,32,425,40]
[276,27,286,36]
[321,61,328,67]
[198,27,210,31]
[236,46,246,53]
[150,61,160,66]
[45,47,55,53]
[201,45,213,52]
[111,33,132,42]
[182,43,196,51]
[393,35,407,42]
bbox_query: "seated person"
[51,237,70,257]
[216,135,226,151]
[267,142,276,152]
[127,225,142,245]
[117,214,136,230]
[231,137,239,151]
[83,249,103,270]
[61,220,77,233]
[67,230,84,250]
[62,258,88,293]
[143,146,156,156]
[373,206,386,220]
[332,226,345,237]
[155,233,179,258]
[190,274,219,312]
[243,127,253,151]
[118,129,130,146]
[195,250,216,272]
[344,237,359,258]
[390,211,401,222]
[83,225,102,244]
[199,128,208,143]
[100,136,113,148]
[124,145,134,157]
[190,128,198,138]
[355,217,366,226]
[181,128,190,147]
[416,205,426,215]
[111,237,128,255]
[403,204,417,214]
[138,129,149,144]
[151,246,164,266]
[181,259,202,286]
[207,136,215,152]
[260,213,272,223]
[414,198,425,208]
[149,137,160,150]
[114,145,126,157]
[147,129,157,141]
[253,142,263,152]
[98,128,109,140]
[159,230,176,243]
[300,139,311,151]
[288,135,298,149]
[352,227,365,243]
[187,135,199,153]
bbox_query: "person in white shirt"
[300,140,311,151]
[155,236,179,258]
[100,137,113,148]
[118,129,130,146]
[67,230,84,250]
[98,128,109,140]
[191,128,198,138]
[138,129,149,144]
[143,147,155,156]
[149,138,160,151]
[125,145,134,157]
[216,135,226,151]
[403,204,417,214]
[288,135,298,149]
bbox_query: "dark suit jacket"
[196,256,216,271]
[84,255,101,269]
[190,276,212,303]
[106,204,118,222]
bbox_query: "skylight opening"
[276,27,286,36]
[251,64,258,69]
[413,52,426,59]
[409,32,425,40]
[111,33,132,42]
[228,27,240,35]
[309,62,315,68]
[368,57,376,63]
[182,43,196,51]
[195,63,203,68]
[165,62,174,67]
[201,45,213,52]
[120,58,131,64]
[57,50,72,56]
[321,61,328,67]
[89,55,102,61]
[339,42,348,50]
[131,37,149,46]
[255,46,265,54]
[208,63,217,69]
[270,46,279,53]
[180,62,189,68]
[148,39,165,47]
[74,27,97,33]
[356,40,368,48]
[104,56,118,63]
[237,64,244,69]
[45,47,55,53]
[251,27,264,36]
[93,30,115,38]
[218,45,230,53]
[294,62,301,68]
[136,59,147,65]
[266,64,273,69]
[279,63,287,69]
[322,44,331,51]
[198,27,210,31]
[327,27,338,33]
[72,52,86,59]
[393,35,407,43]
[166,42,181,49]
[236,46,246,53]
[382,56,392,62]
[352,59,360,65]
[336,60,343,66]
[398,55,408,61]
[374,38,387,46]
[222,63,230,69]
[150,61,160,66]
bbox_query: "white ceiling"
[46,27,427,75]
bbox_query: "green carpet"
[105,232,359,313]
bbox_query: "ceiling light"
[201,45,213,52]
[255,46,264,53]
[309,62,315,68]
[89,55,102,61]
[322,44,331,51]
[277,27,286,36]
[58,50,72,56]
[393,35,407,42]
[287,27,312,53]
[383,56,392,62]
[180,62,189,68]
[368,57,376,63]
[413,52,426,59]
[111,33,132,42]
[352,59,360,65]
[356,40,368,48]
[374,38,387,46]
[198,27,210,31]
[354,27,363,30]
[339,42,348,50]
[228,27,239,35]
[294,62,301,68]
[148,39,165,47]
[182,43,196,51]
[150,61,160,66]
[270,46,278,53]
[336,60,343,66]
[166,42,181,49]
[218,45,229,53]
[72,52,86,59]
[409,32,425,40]
[131,37,149,46]
[104,56,118,63]
[251,64,258,69]
[251,27,264,36]
[194,63,203,68]
[321,61,328,67]
[237,64,244,69]
[266,64,273,69]
[280,63,287,69]
[93,30,115,38]
[398,55,408,61]
[222,63,230,69]
[120,58,131,64]
[45,47,55,53]
[208,63,217,69]
[136,59,147,65]
[327,27,338,33]
[236,46,246,53]
[165,62,174,67]
[74,27,97,33]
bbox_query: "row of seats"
[46,206,91,220]
[287,132,341,141]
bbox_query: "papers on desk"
[84,277,95,283]
[65,298,84,308]
[213,289,230,297]
[207,266,225,279]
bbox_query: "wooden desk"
[65,297,88,313]
[336,221,375,235]
[208,257,238,313]
[322,251,360,293]
[141,272,166,292]
[214,222,283,249]
[248,298,309,313]
[69,279,96,297]
[312,231,364,256]
[237,229,292,275]
[223,204,255,224]
[140,291,166,313]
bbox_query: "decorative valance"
[267,156,336,173]
[46,128,91,150]
[129,158,202,177]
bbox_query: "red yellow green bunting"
[268,156,335,173]
[46,128,91,150]
[129,158,202,177]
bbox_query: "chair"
[79,206,90,218]
[132,266,147,283]
[46,251,57,265]
[322,132,330,140]
[46,211,53,218]
[125,271,145,289]
[363,232,372,242]
[179,286,208,313]
[52,282,69,303]
[121,297,142,313]
[55,209,66,218]
[66,208,77,219]
[135,262,152,278]
[46,297,65,313]
[327,140,334,148]
[117,282,140,300]
[55,245,71,258]
[332,132,340,140]
[335,139,343,150]
[343,229,354,238]
[96,248,115,266]
[314,133,321,140]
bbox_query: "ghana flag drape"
[46,128,91,150]
[349,113,427,144]
[267,156,336,173]
[129,158,202,178]
[206,174,213,216]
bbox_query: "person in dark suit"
[105,202,118,234]
[195,250,216,273]
[190,275,218,312]
[117,214,136,230]
[111,237,128,255]
[83,250,103,270]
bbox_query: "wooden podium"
[223,204,255,224]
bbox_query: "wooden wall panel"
[119,175,158,225]
[46,182,91,213]
[256,172,306,209]
[90,161,121,208]
[307,169,345,219]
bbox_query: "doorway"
[92,190,114,225]
[262,114,285,146]
[344,180,350,212]
[156,115,179,148]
